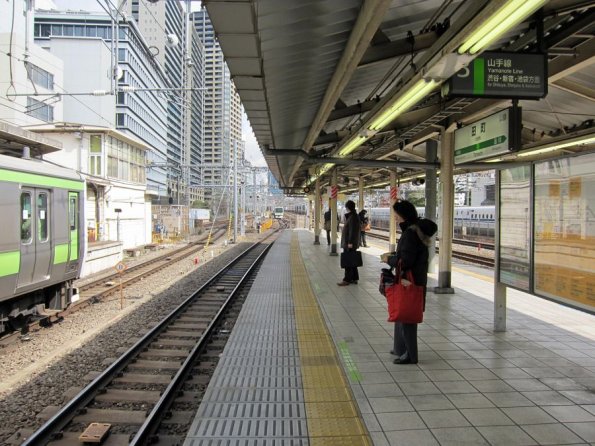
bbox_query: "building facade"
[25,123,152,252]
[0,0,64,128]
[192,9,244,209]
[34,9,170,202]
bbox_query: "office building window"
[26,97,54,122]
[26,63,54,89]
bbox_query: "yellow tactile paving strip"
[290,234,372,446]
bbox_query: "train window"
[37,193,49,242]
[69,195,77,231]
[21,193,32,243]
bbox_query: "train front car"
[273,207,284,219]
[0,154,85,334]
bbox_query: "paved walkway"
[298,229,595,446]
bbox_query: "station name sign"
[454,107,521,164]
[445,52,547,99]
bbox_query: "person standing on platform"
[381,200,437,364]
[338,200,361,286]
[323,208,332,245]
[359,209,370,247]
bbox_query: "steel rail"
[129,240,275,445]
[21,237,275,446]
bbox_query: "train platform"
[184,230,595,446]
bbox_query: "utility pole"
[233,140,238,243]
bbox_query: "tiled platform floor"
[298,230,595,446]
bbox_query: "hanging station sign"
[454,107,521,164]
[445,52,547,99]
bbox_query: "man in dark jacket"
[381,200,437,364]
[338,200,361,286]
[359,209,369,247]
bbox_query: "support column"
[493,169,507,331]
[358,174,364,212]
[435,131,454,294]
[330,170,338,256]
[426,140,438,273]
[314,178,321,244]
[389,171,397,252]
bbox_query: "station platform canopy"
[204,0,595,191]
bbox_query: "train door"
[17,189,35,288]
[17,189,52,288]
[68,192,79,262]
[33,190,51,282]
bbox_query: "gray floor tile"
[362,413,383,432]
[436,350,473,360]
[544,405,595,423]
[362,383,403,398]
[567,422,595,442]
[434,380,478,394]
[423,369,465,382]
[390,370,430,383]
[417,359,454,370]
[369,431,390,446]
[470,379,515,393]
[369,396,415,413]
[521,390,574,406]
[447,393,495,409]
[560,390,595,405]
[458,368,500,381]
[477,425,538,446]
[583,405,595,416]
[419,409,470,428]
[521,423,583,445]
[376,411,426,431]
[502,406,558,424]
[384,429,439,446]
[359,371,395,384]
[460,408,514,427]
[540,378,586,391]
[446,359,486,369]
[504,379,551,392]
[484,392,535,408]
[408,394,455,411]
[399,381,442,396]
[492,368,533,379]
[430,427,489,446]
[522,367,566,379]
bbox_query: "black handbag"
[340,250,363,268]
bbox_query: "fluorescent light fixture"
[458,0,547,55]
[369,79,439,131]
[517,134,595,158]
[338,135,368,157]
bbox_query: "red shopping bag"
[386,265,424,323]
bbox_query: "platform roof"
[204,0,595,191]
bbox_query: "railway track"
[17,233,278,446]
[367,232,495,268]
[0,227,227,346]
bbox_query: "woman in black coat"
[381,200,437,364]
[338,200,361,286]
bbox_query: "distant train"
[273,207,284,219]
[0,154,85,334]
[369,206,496,238]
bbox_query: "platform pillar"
[426,140,438,273]
[389,171,397,252]
[330,169,338,256]
[358,174,364,212]
[314,178,321,244]
[435,130,455,294]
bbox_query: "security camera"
[412,178,425,186]
[165,34,179,48]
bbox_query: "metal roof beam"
[549,37,595,82]
[358,30,439,68]
[552,78,595,102]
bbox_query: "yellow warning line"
[290,234,371,446]
[452,265,494,282]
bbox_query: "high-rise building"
[33,10,170,201]
[192,9,244,206]
[127,0,205,204]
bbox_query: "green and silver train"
[0,154,84,333]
